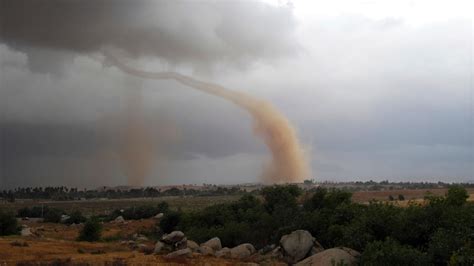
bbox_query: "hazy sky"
[1,0,473,188]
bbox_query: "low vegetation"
[156,184,474,265]
[77,218,102,242]
[0,210,19,236]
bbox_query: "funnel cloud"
[105,53,309,183]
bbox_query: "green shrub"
[159,211,181,233]
[109,201,169,220]
[65,210,87,224]
[446,185,469,206]
[261,185,302,213]
[43,208,64,223]
[360,238,430,266]
[77,218,102,242]
[0,210,19,236]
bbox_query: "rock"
[154,241,165,254]
[295,247,360,266]
[21,227,33,237]
[230,243,256,259]
[114,216,125,223]
[175,237,187,250]
[136,236,149,242]
[164,248,192,259]
[186,240,199,251]
[199,245,215,256]
[259,244,276,254]
[201,237,222,251]
[60,215,70,223]
[138,244,153,254]
[161,231,185,244]
[280,230,314,263]
[154,213,164,219]
[215,247,231,258]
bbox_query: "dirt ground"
[0,219,265,265]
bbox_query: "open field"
[0,219,262,265]
[0,195,242,216]
[3,188,474,216]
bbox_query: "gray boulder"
[230,243,256,259]
[165,248,192,259]
[295,247,360,266]
[201,237,222,251]
[199,245,215,256]
[20,227,32,237]
[60,215,70,223]
[154,213,164,219]
[161,231,185,244]
[186,240,199,251]
[215,247,231,258]
[114,216,125,223]
[154,241,165,254]
[280,230,314,263]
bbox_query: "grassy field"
[2,188,474,216]
[0,195,242,216]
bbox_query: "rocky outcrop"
[215,247,231,258]
[164,248,192,259]
[230,243,256,259]
[295,247,360,266]
[114,216,125,223]
[199,245,215,256]
[161,231,185,244]
[186,240,199,251]
[200,237,222,251]
[280,230,315,263]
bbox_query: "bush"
[398,194,405,201]
[109,201,169,220]
[360,238,430,266]
[445,185,469,206]
[159,211,181,234]
[261,185,302,213]
[43,208,64,223]
[17,206,48,218]
[65,210,87,224]
[0,210,19,236]
[77,218,102,242]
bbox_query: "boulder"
[175,237,188,250]
[280,230,314,263]
[295,247,360,266]
[201,237,222,251]
[186,240,199,251]
[230,243,256,259]
[137,244,152,253]
[154,241,165,254]
[161,231,185,244]
[215,247,231,258]
[165,248,192,259]
[60,214,70,223]
[21,227,32,237]
[199,245,215,256]
[154,213,164,219]
[114,216,125,223]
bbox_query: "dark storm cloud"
[0,0,297,71]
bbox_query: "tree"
[445,185,468,206]
[360,238,430,266]
[0,210,19,236]
[77,218,102,242]
[261,185,302,213]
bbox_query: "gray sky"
[1,0,473,188]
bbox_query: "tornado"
[105,53,309,183]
